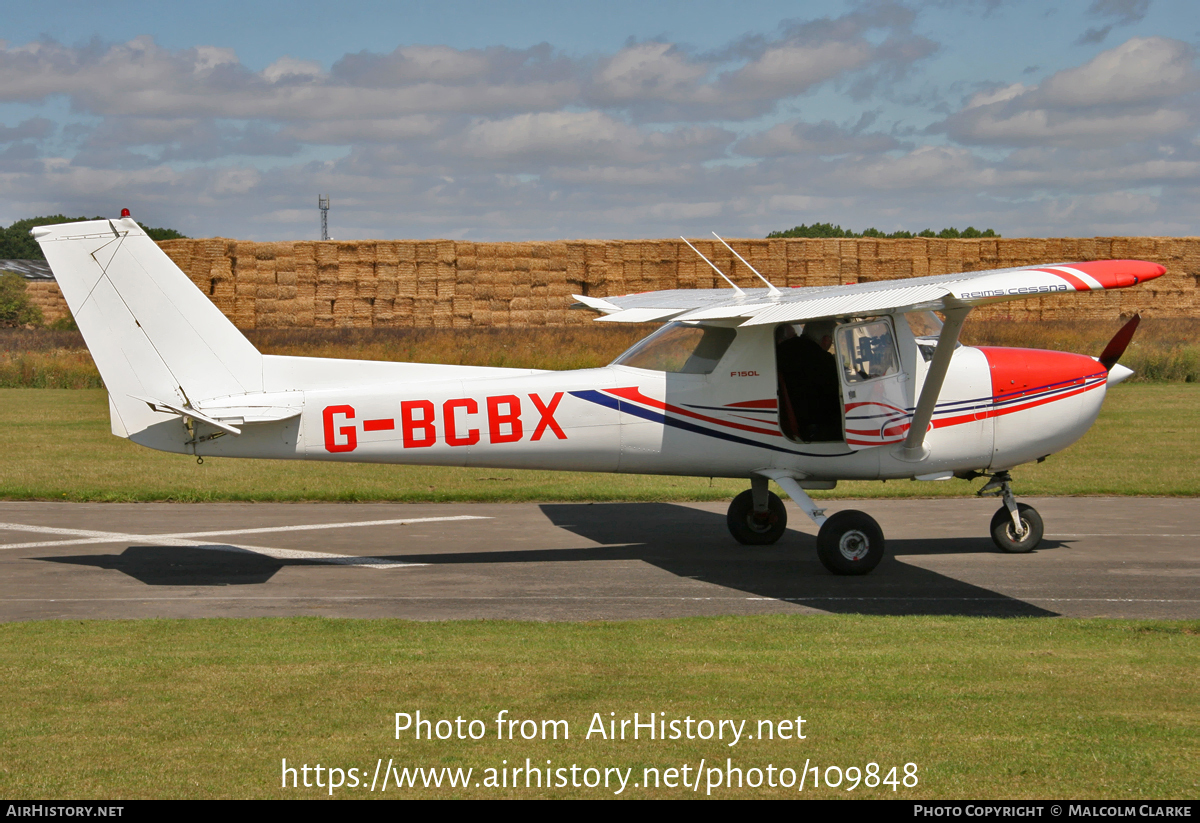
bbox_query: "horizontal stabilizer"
[136,390,305,434]
[135,397,242,436]
[197,391,304,425]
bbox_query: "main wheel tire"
[817,510,885,575]
[990,503,1043,553]
[726,490,787,545]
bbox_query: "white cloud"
[936,37,1199,148]
[591,42,712,104]
[736,120,899,158]
[724,41,875,97]
[950,107,1191,147]
[1,14,1198,242]
[1039,37,1199,108]
[964,83,1029,109]
[263,56,324,83]
[282,116,445,144]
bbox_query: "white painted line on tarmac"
[0,516,494,569]
[0,516,490,552]
[1047,533,1200,538]
[0,595,1195,604]
[177,543,426,570]
[159,515,491,540]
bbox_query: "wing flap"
[741,283,952,326]
[595,307,688,323]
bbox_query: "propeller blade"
[1099,314,1140,371]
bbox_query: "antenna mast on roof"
[318,195,330,241]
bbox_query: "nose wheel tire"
[727,490,787,545]
[817,510,885,575]
[990,503,1043,553]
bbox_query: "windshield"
[905,310,944,339]
[612,322,736,374]
[905,310,960,362]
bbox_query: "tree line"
[0,215,186,327]
[0,215,187,261]
[767,222,999,239]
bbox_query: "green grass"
[0,616,1195,799]
[0,384,1197,502]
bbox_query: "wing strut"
[895,306,971,462]
[680,237,745,297]
[711,232,781,297]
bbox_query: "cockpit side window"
[612,322,737,374]
[836,320,900,383]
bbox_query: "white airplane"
[34,217,1164,575]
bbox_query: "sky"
[1,0,1197,241]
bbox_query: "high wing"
[572,256,1166,465]
[572,259,1166,325]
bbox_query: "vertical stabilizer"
[34,218,263,445]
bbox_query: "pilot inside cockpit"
[776,320,843,442]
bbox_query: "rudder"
[35,217,263,448]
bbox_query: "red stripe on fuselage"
[726,398,778,409]
[931,379,1103,430]
[606,387,782,437]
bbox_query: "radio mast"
[318,195,330,241]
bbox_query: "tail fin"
[34,217,263,445]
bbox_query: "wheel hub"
[748,511,775,532]
[1005,519,1029,542]
[838,529,870,561]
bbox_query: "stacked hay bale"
[64,235,1196,329]
[1110,237,1194,319]
[372,242,399,326]
[412,241,438,327]
[452,242,474,328]
[22,281,68,324]
[291,242,318,327]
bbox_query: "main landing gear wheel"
[817,510,885,575]
[727,489,787,545]
[990,503,1043,553]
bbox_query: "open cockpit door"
[835,318,914,450]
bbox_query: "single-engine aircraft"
[34,217,1164,575]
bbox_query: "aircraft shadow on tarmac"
[37,503,1062,617]
[38,546,310,587]
[534,503,1061,618]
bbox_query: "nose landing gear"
[979,471,1043,553]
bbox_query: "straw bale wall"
[23,281,68,324]
[26,237,1200,328]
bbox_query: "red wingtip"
[1071,260,1167,289]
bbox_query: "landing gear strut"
[726,472,887,575]
[726,477,788,545]
[979,471,1043,553]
